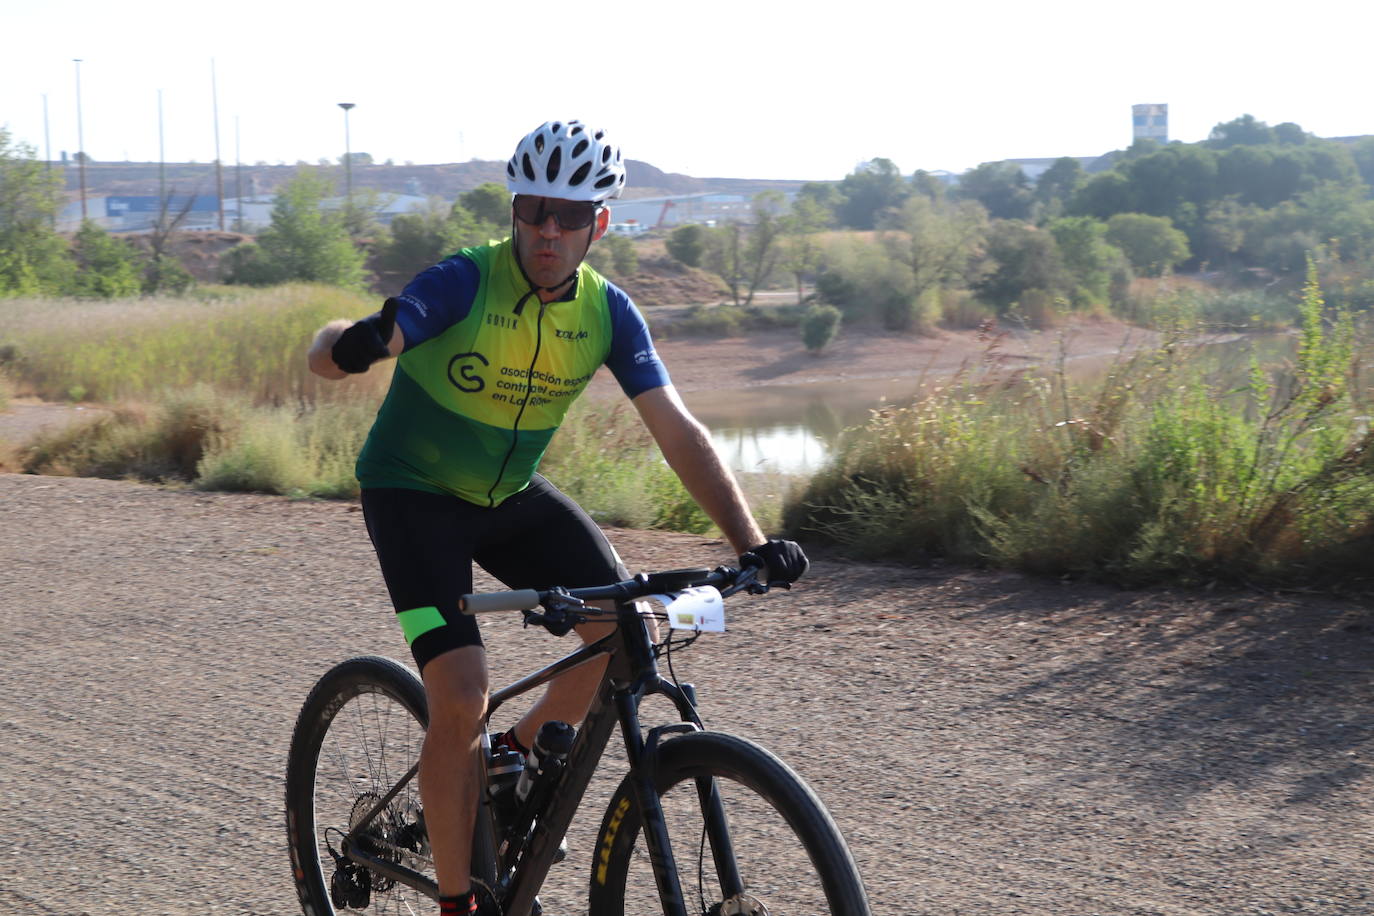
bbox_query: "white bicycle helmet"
[505,120,626,202]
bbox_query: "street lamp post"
[338,102,355,226]
[74,58,86,221]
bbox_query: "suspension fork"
[655,680,747,903]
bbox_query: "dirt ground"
[0,320,1369,915]
[0,472,1369,915]
[598,314,1162,396]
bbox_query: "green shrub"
[801,304,842,352]
[665,224,709,268]
[23,389,376,498]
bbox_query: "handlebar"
[459,564,762,617]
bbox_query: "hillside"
[61,157,808,202]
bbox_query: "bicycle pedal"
[552,836,568,864]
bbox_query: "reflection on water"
[682,375,927,475]
[683,332,1298,476]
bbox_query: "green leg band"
[396,606,447,645]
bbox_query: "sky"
[2,0,1371,184]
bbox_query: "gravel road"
[1,472,1369,915]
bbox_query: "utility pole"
[43,93,54,228]
[234,115,243,232]
[158,89,166,209]
[338,102,355,228]
[211,59,224,231]
[73,59,86,221]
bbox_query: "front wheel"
[588,731,871,916]
[285,655,433,915]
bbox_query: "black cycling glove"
[332,298,399,373]
[741,538,809,589]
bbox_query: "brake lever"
[722,564,769,598]
[521,588,586,637]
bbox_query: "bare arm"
[307,307,404,380]
[631,384,766,555]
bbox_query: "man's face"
[512,195,606,290]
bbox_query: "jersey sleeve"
[604,282,671,399]
[391,253,481,350]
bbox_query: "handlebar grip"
[460,589,542,614]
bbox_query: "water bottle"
[514,720,577,805]
[486,742,524,831]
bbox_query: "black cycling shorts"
[360,475,627,672]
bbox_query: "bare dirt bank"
[590,316,1161,396]
[1,472,1369,914]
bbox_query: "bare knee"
[422,646,489,747]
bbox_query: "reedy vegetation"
[786,261,1374,587]
[0,285,726,530]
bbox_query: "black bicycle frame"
[338,601,744,916]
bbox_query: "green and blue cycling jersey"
[356,238,671,507]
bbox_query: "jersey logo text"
[447,351,489,393]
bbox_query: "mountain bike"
[285,564,872,916]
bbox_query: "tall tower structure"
[1133,104,1168,144]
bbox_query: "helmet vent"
[546,147,562,183]
[569,162,591,187]
[522,153,536,181]
[601,146,612,164]
[506,161,516,178]
[572,139,589,158]
[570,124,583,136]
[551,122,562,134]
[594,174,617,190]
[534,133,545,154]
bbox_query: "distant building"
[606,192,767,230]
[1133,104,1168,144]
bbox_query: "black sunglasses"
[512,195,601,231]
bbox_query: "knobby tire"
[587,730,871,916]
[285,655,431,916]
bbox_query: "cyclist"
[306,120,808,916]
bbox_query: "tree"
[142,188,201,295]
[703,222,745,306]
[910,169,947,202]
[0,127,72,295]
[1104,213,1190,276]
[341,187,391,238]
[973,221,1072,313]
[1048,216,1131,308]
[740,191,786,305]
[225,168,366,287]
[882,195,990,321]
[69,221,143,298]
[665,224,708,268]
[779,196,829,301]
[954,161,1033,220]
[835,158,910,229]
[795,181,841,222]
[1274,122,1309,146]
[373,198,486,281]
[1034,157,1085,216]
[1352,138,1374,193]
[459,182,510,228]
[814,235,914,328]
[1070,171,1135,220]
[1208,114,1275,149]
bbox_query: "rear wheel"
[285,655,433,915]
[588,731,871,915]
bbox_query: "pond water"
[683,331,1299,476]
